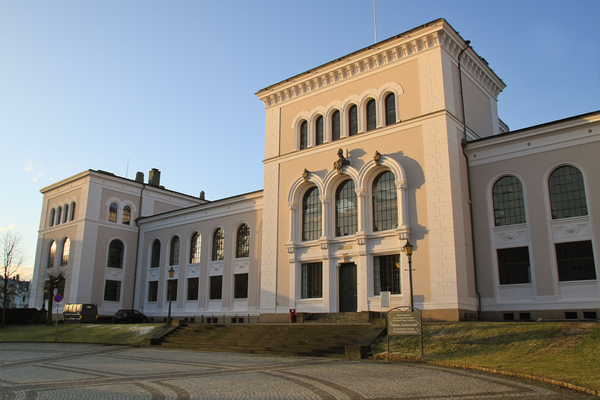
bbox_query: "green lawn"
[370,321,600,390]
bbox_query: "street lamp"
[167,266,175,324]
[403,240,414,310]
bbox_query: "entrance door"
[339,263,357,312]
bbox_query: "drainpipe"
[131,183,146,309]
[458,40,482,320]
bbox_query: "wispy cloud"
[31,172,42,183]
[62,161,77,170]
[0,224,17,232]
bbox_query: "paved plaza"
[0,343,594,399]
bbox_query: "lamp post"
[403,240,414,310]
[167,266,174,324]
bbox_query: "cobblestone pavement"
[0,343,595,399]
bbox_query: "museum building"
[29,19,600,322]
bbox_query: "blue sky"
[1,0,599,279]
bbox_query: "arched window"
[47,241,56,269]
[300,120,308,150]
[366,99,376,131]
[49,209,55,227]
[302,187,322,241]
[373,171,398,232]
[150,240,161,268]
[348,105,358,136]
[549,166,588,219]
[63,205,69,224]
[169,236,180,266]
[236,224,250,258]
[331,110,340,141]
[189,232,201,264]
[70,202,76,221]
[122,206,131,225]
[108,203,118,223]
[336,180,358,237]
[385,93,396,126]
[61,238,70,267]
[56,207,62,226]
[493,176,526,226]
[315,116,323,146]
[107,239,124,269]
[212,228,224,261]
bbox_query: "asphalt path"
[0,343,594,399]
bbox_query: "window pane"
[332,111,340,141]
[151,240,161,268]
[108,203,118,222]
[556,241,597,281]
[148,281,158,302]
[497,247,531,284]
[190,233,201,263]
[493,176,526,226]
[301,262,322,298]
[373,171,398,231]
[234,273,249,299]
[336,180,358,237]
[300,121,307,149]
[385,93,396,125]
[209,275,223,300]
[349,105,357,136]
[47,241,56,269]
[49,209,55,227]
[63,205,69,223]
[61,238,70,267]
[167,279,178,301]
[122,206,131,225]
[366,99,376,131]
[107,240,124,269]
[187,277,199,301]
[212,229,224,261]
[302,187,322,241]
[56,207,62,225]
[374,254,401,295]
[104,280,121,302]
[236,224,250,258]
[549,166,588,219]
[170,236,180,266]
[70,202,76,221]
[315,116,323,145]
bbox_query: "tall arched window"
[331,110,340,141]
[169,236,180,266]
[107,239,124,269]
[212,228,224,261]
[56,207,62,226]
[373,171,398,232]
[47,241,56,269]
[122,206,131,225]
[385,93,396,126]
[336,180,358,237]
[70,202,76,221]
[549,166,588,219]
[236,224,250,258]
[302,187,322,241]
[61,238,70,267]
[366,99,376,131]
[315,116,323,146]
[493,176,526,226]
[108,203,118,223]
[49,209,55,227]
[150,240,161,268]
[348,105,358,136]
[300,120,308,150]
[63,205,69,223]
[189,232,201,263]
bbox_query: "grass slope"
[370,322,599,390]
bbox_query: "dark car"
[112,309,148,323]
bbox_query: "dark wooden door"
[339,263,357,312]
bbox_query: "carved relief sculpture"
[334,149,350,175]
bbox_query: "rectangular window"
[209,275,223,300]
[148,281,158,302]
[167,279,178,301]
[301,262,322,299]
[103,280,121,302]
[234,273,249,299]
[556,241,597,281]
[497,247,531,285]
[374,254,401,295]
[187,277,199,301]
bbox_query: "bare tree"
[1,230,25,329]
[44,266,66,326]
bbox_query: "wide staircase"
[153,321,375,358]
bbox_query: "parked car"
[63,303,98,323]
[112,309,148,323]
